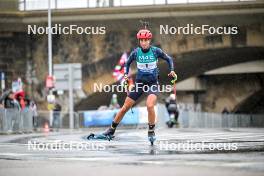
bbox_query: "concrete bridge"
[0,0,263,112]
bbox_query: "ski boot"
[87,127,115,141]
[102,127,115,139]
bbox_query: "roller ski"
[148,124,156,146]
[87,127,115,141]
[148,130,156,146]
[87,133,114,141]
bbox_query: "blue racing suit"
[125,46,174,101]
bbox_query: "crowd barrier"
[35,111,80,129]
[1,106,263,134]
[0,108,33,134]
[80,106,264,128]
[178,111,264,128]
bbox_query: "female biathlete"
[103,28,177,143]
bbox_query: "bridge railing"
[18,0,256,11]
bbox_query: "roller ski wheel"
[166,121,174,128]
[87,133,114,141]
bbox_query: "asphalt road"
[0,127,264,176]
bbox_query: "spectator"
[52,102,62,131]
[22,97,31,112]
[0,89,20,110]
[16,94,25,110]
[0,90,10,107]
[30,100,38,128]
[109,94,120,109]
[165,93,179,123]
[222,107,230,114]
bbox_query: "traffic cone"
[44,122,50,132]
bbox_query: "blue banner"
[83,108,139,127]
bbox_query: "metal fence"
[178,111,264,128]
[1,107,264,134]
[0,108,33,134]
[36,111,80,129]
[0,108,81,134]
[18,0,255,11]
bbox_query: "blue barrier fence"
[82,104,169,127]
[83,108,140,127]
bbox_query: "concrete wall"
[0,0,18,12]
[193,74,263,113]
